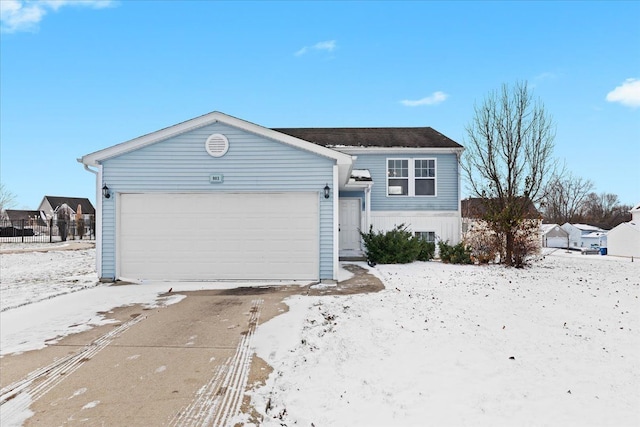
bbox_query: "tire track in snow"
[169,299,263,427]
[0,314,146,419]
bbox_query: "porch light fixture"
[324,184,330,199]
[102,184,111,199]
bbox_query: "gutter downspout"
[82,162,102,278]
[364,184,372,235]
[457,150,463,245]
[332,164,339,282]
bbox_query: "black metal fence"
[0,219,95,243]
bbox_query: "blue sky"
[1,0,639,209]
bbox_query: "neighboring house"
[560,223,608,249]
[4,210,47,226]
[38,196,95,222]
[79,111,464,282]
[606,202,640,258]
[540,223,569,248]
[461,197,542,260]
[461,197,542,232]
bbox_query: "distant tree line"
[542,174,632,229]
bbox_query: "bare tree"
[462,81,557,266]
[543,173,594,224]
[0,183,17,214]
[582,192,630,228]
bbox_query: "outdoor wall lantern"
[324,184,331,199]
[102,184,111,199]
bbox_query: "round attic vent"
[205,133,229,157]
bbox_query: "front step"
[339,255,367,261]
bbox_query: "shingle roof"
[44,196,95,215]
[5,210,47,224]
[461,197,541,219]
[272,127,462,149]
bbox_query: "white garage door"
[546,236,568,248]
[119,193,319,281]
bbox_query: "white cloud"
[534,72,557,81]
[606,78,640,108]
[1,0,115,33]
[313,40,336,51]
[295,40,337,56]
[400,91,449,107]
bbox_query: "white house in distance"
[540,223,569,248]
[606,203,640,258]
[560,223,607,249]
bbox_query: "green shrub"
[417,239,436,261]
[361,224,430,264]
[438,240,472,264]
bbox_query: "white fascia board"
[332,146,464,155]
[342,180,374,191]
[80,111,225,166]
[80,111,354,169]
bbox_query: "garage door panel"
[119,193,319,281]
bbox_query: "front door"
[339,198,361,250]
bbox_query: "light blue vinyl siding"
[351,153,459,211]
[339,191,365,210]
[100,122,335,280]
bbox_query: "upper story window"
[387,158,436,196]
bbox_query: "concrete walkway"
[0,264,383,426]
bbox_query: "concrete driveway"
[0,265,383,426]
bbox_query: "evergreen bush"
[361,224,433,264]
[438,240,472,264]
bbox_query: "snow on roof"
[622,221,640,232]
[540,223,559,232]
[583,231,606,238]
[572,223,605,232]
[350,169,372,181]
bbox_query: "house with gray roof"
[80,111,463,282]
[38,196,95,220]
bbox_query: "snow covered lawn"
[1,245,638,426]
[248,251,640,426]
[1,244,98,312]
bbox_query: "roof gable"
[273,127,463,149]
[80,111,353,167]
[42,196,95,215]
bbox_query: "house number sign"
[209,174,224,183]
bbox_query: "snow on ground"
[0,245,313,356]
[1,245,99,312]
[247,250,640,427]
[1,245,639,426]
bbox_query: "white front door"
[339,198,361,250]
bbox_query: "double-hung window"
[387,158,436,196]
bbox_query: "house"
[540,223,569,248]
[79,111,464,282]
[606,202,640,258]
[460,197,542,261]
[38,196,95,222]
[560,223,608,249]
[461,197,542,232]
[4,210,47,226]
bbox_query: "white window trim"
[415,231,437,243]
[386,157,437,197]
